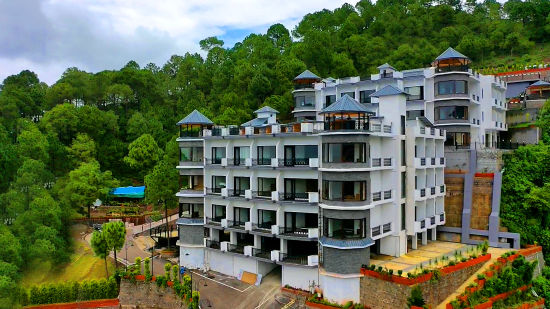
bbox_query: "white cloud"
[0,0,350,84]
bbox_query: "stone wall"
[470,177,493,231]
[119,280,185,309]
[443,176,464,228]
[359,258,487,309]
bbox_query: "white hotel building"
[175,48,506,303]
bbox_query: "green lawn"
[21,224,115,288]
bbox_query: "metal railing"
[256,158,273,166]
[440,213,445,222]
[279,226,309,237]
[206,187,223,195]
[420,220,426,229]
[253,190,272,199]
[230,189,247,197]
[372,158,381,167]
[372,192,382,202]
[281,192,309,201]
[435,65,469,73]
[383,125,392,133]
[229,127,239,135]
[383,223,391,233]
[431,157,436,165]
[440,157,445,165]
[228,243,246,254]
[252,222,273,231]
[383,190,392,200]
[206,240,220,249]
[440,185,445,193]
[279,253,308,265]
[420,127,426,134]
[205,217,223,225]
[205,158,223,165]
[281,158,311,166]
[383,158,392,166]
[226,220,246,229]
[294,83,314,90]
[430,216,436,225]
[212,128,222,136]
[420,189,426,197]
[372,226,381,237]
[430,187,436,195]
[420,158,426,166]
[252,248,272,259]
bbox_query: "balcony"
[294,83,314,90]
[279,227,318,239]
[205,239,220,250]
[371,223,391,239]
[227,243,246,254]
[430,187,436,196]
[280,192,318,203]
[435,65,469,73]
[252,190,273,200]
[206,187,223,196]
[252,248,272,259]
[226,220,246,230]
[205,217,223,227]
[439,184,446,195]
[281,157,319,168]
[251,223,276,235]
[437,213,445,224]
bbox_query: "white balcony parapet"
[271,250,280,262]
[308,192,319,203]
[221,241,230,252]
[308,255,319,267]
[202,129,212,137]
[221,219,229,228]
[244,245,253,257]
[221,128,229,136]
[301,122,313,133]
[308,228,319,239]
[272,124,281,134]
[271,157,279,167]
[245,158,253,167]
[271,225,279,235]
[271,191,279,202]
[309,158,319,168]
[245,189,253,200]
[244,222,253,231]
[245,127,254,135]
[221,188,229,198]
[221,158,228,167]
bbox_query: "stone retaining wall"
[118,280,185,309]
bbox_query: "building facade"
[175,48,508,303]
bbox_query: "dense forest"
[0,0,550,307]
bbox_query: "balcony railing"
[430,216,436,225]
[383,190,392,200]
[281,192,309,201]
[212,128,222,136]
[228,243,246,254]
[256,158,274,166]
[279,253,308,265]
[420,158,426,166]
[372,158,381,167]
[431,158,436,165]
[420,189,426,197]
[226,220,246,229]
[279,226,309,237]
[383,158,392,166]
[372,226,381,237]
[205,217,224,225]
[323,119,369,131]
[206,187,223,195]
[229,127,239,135]
[440,213,445,222]
[430,187,436,195]
[435,65,469,73]
[206,240,220,249]
[230,189,247,197]
[281,158,310,166]
[294,83,314,90]
[440,185,445,193]
[420,220,426,229]
[372,192,382,202]
[252,248,272,259]
[252,222,273,231]
[205,158,223,165]
[382,223,391,233]
[440,157,445,165]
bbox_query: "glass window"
[325,95,336,107]
[257,146,276,165]
[401,203,406,231]
[341,91,355,99]
[233,146,249,165]
[212,176,226,192]
[436,106,468,120]
[445,132,471,147]
[405,86,424,100]
[322,180,366,201]
[322,143,366,163]
[257,178,276,196]
[180,147,203,162]
[181,203,203,218]
[211,147,226,164]
[233,207,250,224]
[436,81,468,95]
[258,209,276,228]
[324,218,365,239]
[359,90,375,103]
[233,177,250,196]
[406,110,425,120]
[212,205,226,221]
[295,96,315,107]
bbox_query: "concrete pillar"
[421,231,427,245]
[431,228,436,241]
[230,231,237,244]
[280,239,287,253]
[254,234,260,248]
[412,234,418,250]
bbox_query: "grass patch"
[21,225,115,288]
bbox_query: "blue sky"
[0,0,350,84]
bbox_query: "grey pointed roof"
[435,47,470,61]
[176,110,213,125]
[377,63,396,70]
[370,85,408,97]
[254,106,279,114]
[529,80,550,87]
[294,69,321,81]
[241,117,269,128]
[319,236,374,249]
[320,94,369,114]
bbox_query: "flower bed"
[446,246,543,309]
[23,298,120,309]
[360,254,491,286]
[306,296,368,309]
[281,286,312,297]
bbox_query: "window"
[405,86,424,100]
[445,132,471,147]
[284,145,318,166]
[180,175,203,191]
[181,203,203,218]
[180,147,203,162]
[283,178,317,200]
[258,209,276,228]
[233,177,250,196]
[295,95,315,107]
[323,218,366,239]
[359,90,375,103]
[325,95,336,107]
[341,91,355,99]
[257,178,276,196]
[211,147,226,164]
[401,172,406,198]
[322,180,366,201]
[435,106,468,121]
[401,140,406,166]
[233,207,250,224]
[257,146,276,165]
[212,205,226,221]
[436,80,468,95]
[322,143,366,163]
[212,176,226,193]
[233,146,250,165]
[401,203,406,231]
[406,110,425,120]
[401,115,405,135]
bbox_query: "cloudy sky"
[0,0,350,85]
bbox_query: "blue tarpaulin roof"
[109,186,145,198]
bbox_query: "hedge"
[28,277,119,305]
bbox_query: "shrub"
[28,276,120,305]
[190,291,200,309]
[135,257,142,275]
[172,265,179,283]
[398,270,403,276]
[407,285,425,308]
[377,266,383,272]
[164,263,172,281]
[481,241,488,255]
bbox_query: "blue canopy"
[109,186,145,199]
